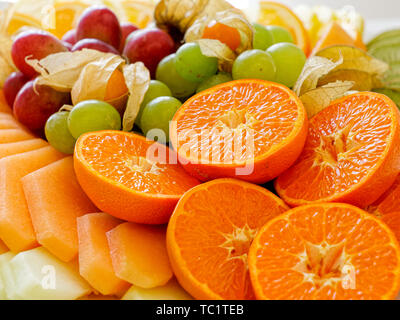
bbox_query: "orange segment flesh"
[311,22,363,56]
[258,1,311,55]
[382,212,400,244]
[22,157,98,262]
[167,178,289,300]
[0,139,48,159]
[366,175,400,217]
[74,130,199,224]
[0,146,65,252]
[77,212,130,296]
[276,92,400,208]
[171,80,308,184]
[104,69,128,102]
[107,222,173,289]
[0,239,8,254]
[249,203,400,300]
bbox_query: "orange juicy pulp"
[52,1,89,39]
[172,80,306,164]
[167,178,289,300]
[249,203,400,300]
[276,92,400,208]
[202,21,241,51]
[382,212,400,244]
[258,1,311,55]
[6,13,42,35]
[105,69,128,102]
[366,175,400,217]
[77,131,197,196]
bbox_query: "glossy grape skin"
[123,29,175,78]
[119,22,139,52]
[266,25,294,44]
[45,112,76,154]
[76,5,122,50]
[136,80,172,127]
[252,23,274,50]
[140,96,182,142]
[156,54,198,98]
[61,29,77,45]
[267,43,306,88]
[3,72,30,108]
[71,38,120,54]
[196,72,233,93]
[174,42,218,83]
[13,80,71,132]
[232,49,276,81]
[67,100,121,139]
[11,30,69,77]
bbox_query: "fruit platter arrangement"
[0,0,400,300]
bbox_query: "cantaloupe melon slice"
[10,247,92,300]
[106,223,173,289]
[0,239,8,254]
[0,146,65,252]
[311,22,361,55]
[0,139,48,159]
[0,129,34,144]
[0,119,19,129]
[77,212,129,296]
[0,252,20,300]
[122,278,193,300]
[0,91,12,114]
[22,157,98,262]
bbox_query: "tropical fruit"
[366,175,400,217]
[167,178,289,300]
[0,252,19,300]
[0,146,64,252]
[122,278,192,300]
[311,22,365,56]
[248,203,400,300]
[74,130,199,224]
[0,239,8,254]
[22,157,98,262]
[77,212,129,296]
[170,79,308,184]
[10,247,92,300]
[276,92,400,208]
[258,1,311,55]
[0,129,34,144]
[0,139,47,159]
[107,222,173,288]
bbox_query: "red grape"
[14,80,71,132]
[76,6,121,50]
[11,30,69,77]
[123,29,174,78]
[3,72,30,107]
[72,38,120,54]
[119,22,139,52]
[61,29,77,45]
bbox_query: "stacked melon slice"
[0,92,191,300]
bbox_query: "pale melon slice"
[0,252,20,300]
[10,247,92,300]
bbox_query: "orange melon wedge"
[77,212,129,296]
[106,222,173,289]
[0,91,12,114]
[22,157,98,262]
[0,129,34,144]
[0,139,48,159]
[0,146,65,252]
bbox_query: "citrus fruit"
[249,203,400,300]
[74,130,200,224]
[170,79,308,184]
[276,92,400,208]
[167,178,289,300]
[366,175,400,217]
[52,1,89,39]
[382,212,400,244]
[6,13,42,35]
[119,0,155,28]
[258,1,311,55]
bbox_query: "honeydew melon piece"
[10,247,92,300]
[0,252,20,300]
[122,278,193,300]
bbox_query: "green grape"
[45,112,76,154]
[252,23,274,50]
[156,54,198,98]
[174,42,218,83]
[136,80,172,127]
[140,96,182,142]
[232,49,276,81]
[267,25,294,44]
[68,100,121,139]
[267,43,306,88]
[196,72,233,93]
